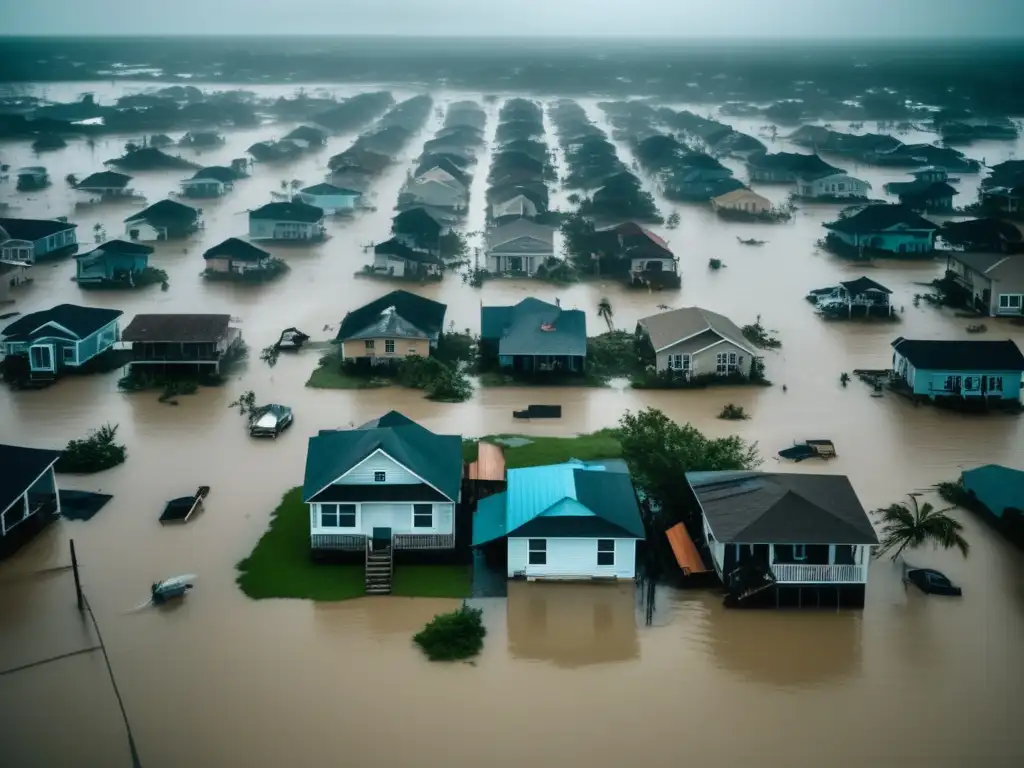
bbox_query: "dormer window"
[374,471,386,483]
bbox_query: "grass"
[236,487,365,601]
[237,488,474,601]
[462,429,622,468]
[392,566,471,598]
[476,370,608,388]
[306,366,392,389]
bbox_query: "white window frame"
[373,471,386,483]
[998,294,1022,310]
[320,503,356,528]
[412,503,433,529]
[385,339,395,354]
[792,544,807,561]
[597,539,615,566]
[528,538,547,565]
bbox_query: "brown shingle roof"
[122,314,232,343]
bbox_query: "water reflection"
[705,603,863,688]
[507,581,639,668]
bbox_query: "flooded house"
[294,183,361,215]
[121,313,243,376]
[391,207,445,251]
[282,125,327,149]
[480,297,586,375]
[977,185,1023,217]
[822,204,939,255]
[0,217,78,262]
[911,166,951,184]
[75,239,154,286]
[74,170,135,201]
[807,276,894,317]
[636,306,756,378]
[595,222,679,286]
[179,131,224,149]
[939,218,1022,253]
[945,253,1024,316]
[302,411,464,593]
[16,166,49,191]
[890,337,1024,403]
[884,179,958,212]
[797,172,872,200]
[960,465,1024,522]
[334,290,447,364]
[371,238,442,278]
[710,187,771,215]
[746,152,841,184]
[124,199,202,241]
[491,191,540,220]
[0,443,62,560]
[415,160,471,191]
[472,460,645,580]
[400,174,468,212]
[685,471,878,609]
[485,218,555,276]
[179,166,238,198]
[0,304,122,381]
[202,238,279,278]
[248,201,325,242]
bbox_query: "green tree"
[874,494,969,561]
[617,408,761,522]
[597,297,614,332]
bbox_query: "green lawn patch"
[476,370,607,388]
[306,366,392,390]
[236,486,365,601]
[463,430,622,469]
[392,565,471,598]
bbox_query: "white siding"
[310,501,454,536]
[507,537,637,580]
[335,450,422,486]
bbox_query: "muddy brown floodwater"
[1,83,1024,767]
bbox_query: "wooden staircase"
[365,542,393,595]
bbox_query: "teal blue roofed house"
[75,239,154,286]
[479,297,587,376]
[891,337,1024,403]
[961,465,1024,519]
[473,460,645,580]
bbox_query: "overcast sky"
[6,0,1023,38]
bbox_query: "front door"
[372,527,392,552]
[29,344,55,372]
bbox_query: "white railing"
[771,563,868,584]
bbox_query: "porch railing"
[311,533,365,550]
[771,563,868,584]
[393,533,455,550]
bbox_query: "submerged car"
[904,566,963,596]
[249,404,294,438]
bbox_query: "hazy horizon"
[4,0,1024,39]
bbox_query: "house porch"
[499,354,584,374]
[1,465,60,559]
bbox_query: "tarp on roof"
[666,523,710,574]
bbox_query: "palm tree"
[874,494,969,561]
[597,297,614,332]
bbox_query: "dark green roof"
[572,469,646,538]
[480,297,586,357]
[303,412,462,502]
[335,290,447,342]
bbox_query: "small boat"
[903,565,962,596]
[249,404,294,437]
[151,574,196,605]
[737,237,766,246]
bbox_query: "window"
[737,355,744,370]
[989,376,1003,391]
[385,339,395,354]
[528,539,546,565]
[597,540,615,566]
[716,352,727,374]
[320,504,356,528]
[413,503,433,528]
[792,544,807,561]
[998,294,1023,311]
[374,471,386,483]
[364,340,375,350]
[838,183,846,191]
[62,346,75,362]
[669,353,688,371]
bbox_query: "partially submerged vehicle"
[778,439,836,462]
[151,574,196,605]
[275,327,309,351]
[903,565,963,596]
[159,486,209,523]
[249,404,294,437]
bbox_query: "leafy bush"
[55,423,127,474]
[399,356,472,402]
[718,403,749,420]
[708,258,723,270]
[413,605,486,661]
[741,315,782,349]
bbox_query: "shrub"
[55,423,127,474]
[718,403,749,420]
[413,605,486,661]
[708,258,723,270]
[741,315,782,349]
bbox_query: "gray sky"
[6,0,1023,37]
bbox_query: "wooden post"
[70,539,83,612]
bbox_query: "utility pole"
[70,539,83,612]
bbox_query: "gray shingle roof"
[687,471,878,545]
[638,306,753,354]
[121,314,232,343]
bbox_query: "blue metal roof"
[506,462,595,532]
[472,491,508,546]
